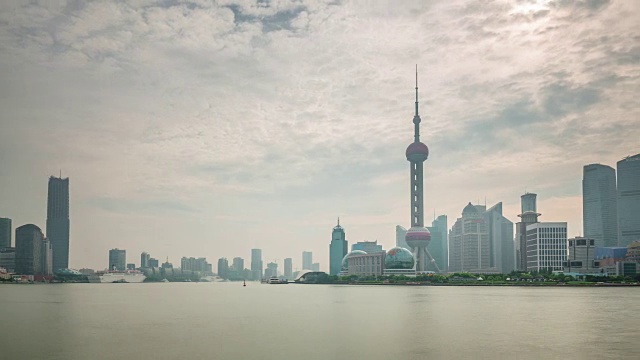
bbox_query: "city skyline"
[0,1,639,270]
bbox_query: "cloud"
[0,0,638,270]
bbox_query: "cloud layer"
[0,0,638,270]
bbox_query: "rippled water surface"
[1,283,639,359]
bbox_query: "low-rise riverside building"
[563,237,599,274]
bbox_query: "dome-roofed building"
[384,247,416,275]
[462,202,479,216]
[341,250,367,273]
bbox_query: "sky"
[0,0,638,272]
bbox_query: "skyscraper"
[583,164,618,247]
[485,203,515,273]
[15,224,44,275]
[232,257,244,272]
[108,249,126,271]
[141,252,150,268]
[617,154,640,247]
[218,258,229,279]
[329,218,348,275]
[302,251,313,270]
[284,258,292,279]
[46,176,70,271]
[404,69,433,272]
[265,262,278,278]
[395,225,408,249]
[251,249,263,280]
[449,203,491,272]
[0,217,11,248]
[516,193,541,271]
[428,215,448,272]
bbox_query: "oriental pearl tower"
[404,68,439,273]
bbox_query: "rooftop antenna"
[413,65,421,142]
[337,217,340,226]
[415,64,419,116]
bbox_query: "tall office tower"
[617,154,640,247]
[141,252,150,268]
[41,238,53,276]
[0,217,11,248]
[329,218,348,275]
[485,203,515,273]
[449,203,491,272]
[284,258,293,279]
[232,257,244,272]
[251,249,263,281]
[148,258,159,268]
[525,222,567,272]
[583,164,618,247]
[15,224,44,275]
[516,193,541,271]
[218,258,229,279]
[46,176,70,271]
[108,249,126,271]
[302,251,313,270]
[404,69,435,272]
[266,262,278,278]
[0,247,16,272]
[427,215,448,272]
[395,225,408,249]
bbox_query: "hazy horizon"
[1,0,638,271]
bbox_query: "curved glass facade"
[384,247,415,269]
[341,250,367,271]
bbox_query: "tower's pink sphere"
[406,142,429,162]
[405,226,431,248]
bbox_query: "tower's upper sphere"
[405,226,431,248]
[406,142,429,162]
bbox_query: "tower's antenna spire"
[337,217,340,226]
[415,64,419,117]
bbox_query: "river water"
[1,282,638,359]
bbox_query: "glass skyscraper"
[46,176,70,271]
[617,154,640,247]
[251,249,262,280]
[302,251,313,271]
[108,248,126,271]
[0,217,11,248]
[582,164,618,247]
[427,215,448,272]
[329,219,348,275]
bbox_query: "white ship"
[88,271,146,283]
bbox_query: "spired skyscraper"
[46,176,70,271]
[404,68,434,272]
[582,164,618,247]
[329,218,348,275]
[617,154,640,247]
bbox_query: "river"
[1,282,638,359]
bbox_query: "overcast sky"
[0,0,638,271]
